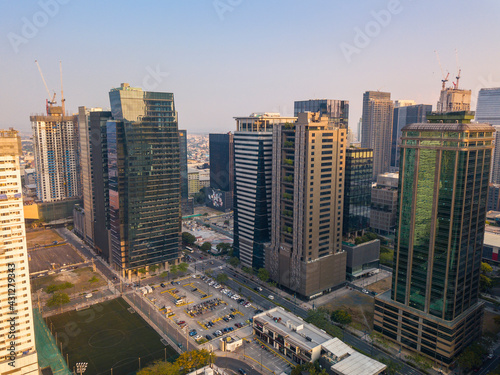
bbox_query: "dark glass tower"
[374,111,494,365]
[391,104,432,170]
[107,83,181,278]
[343,148,373,237]
[294,99,349,128]
[209,133,234,191]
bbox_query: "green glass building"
[107,83,181,278]
[374,111,494,366]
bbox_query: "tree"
[242,266,253,274]
[175,349,214,374]
[216,273,228,284]
[178,262,188,273]
[149,264,159,273]
[182,232,196,246]
[47,292,70,307]
[458,342,487,371]
[305,308,342,338]
[216,242,231,254]
[160,271,169,278]
[480,273,493,291]
[330,309,352,326]
[138,268,146,274]
[170,264,178,277]
[257,268,270,282]
[291,361,326,375]
[137,360,180,375]
[89,276,99,283]
[200,242,212,252]
[377,357,402,375]
[229,257,240,267]
[481,262,493,274]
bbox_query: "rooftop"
[402,122,494,132]
[331,351,386,375]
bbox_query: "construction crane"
[60,60,65,115]
[434,50,449,90]
[454,49,461,90]
[35,60,57,114]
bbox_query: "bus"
[185,247,194,253]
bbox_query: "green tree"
[229,257,240,267]
[482,262,493,273]
[178,262,189,273]
[89,276,99,283]
[175,349,215,374]
[149,264,159,273]
[160,271,169,278]
[330,309,352,326]
[137,360,180,375]
[291,361,326,375]
[216,273,228,284]
[47,292,70,307]
[200,242,212,252]
[458,342,487,371]
[170,264,178,277]
[216,242,231,254]
[182,232,196,246]
[138,268,146,274]
[305,308,342,338]
[257,268,270,282]
[377,357,402,375]
[481,273,493,291]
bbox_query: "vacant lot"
[320,290,374,331]
[27,229,63,248]
[31,267,107,296]
[29,244,84,273]
[47,298,178,375]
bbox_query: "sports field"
[46,297,178,375]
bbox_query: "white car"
[194,335,202,340]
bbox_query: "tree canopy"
[229,257,240,267]
[216,273,228,284]
[137,349,215,375]
[257,268,270,282]
[47,292,70,307]
[330,309,352,326]
[200,242,212,252]
[182,232,196,246]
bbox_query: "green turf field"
[46,297,178,375]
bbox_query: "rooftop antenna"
[434,50,449,90]
[60,60,65,115]
[454,49,461,90]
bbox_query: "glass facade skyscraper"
[343,148,373,237]
[374,111,494,365]
[107,83,181,277]
[294,99,349,128]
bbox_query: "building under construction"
[31,61,80,202]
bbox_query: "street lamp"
[76,362,88,375]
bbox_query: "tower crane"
[434,50,449,90]
[35,60,56,114]
[454,49,461,90]
[60,60,65,115]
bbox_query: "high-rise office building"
[233,113,296,269]
[31,103,80,202]
[89,110,113,261]
[343,148,373,238]
[391,103,432,170]
[294,99,349,128]
[268,112,347,299]
[476,88,500,184]
[370,172,399,236]
[107,83,181,278]
[361,91,394,179]
[207,133,234,212]
[179,130,193,215]
[0,130,39,374]
[374,111,493,365]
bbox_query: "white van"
[268,295,274,300]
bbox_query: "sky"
[1,0,500,135]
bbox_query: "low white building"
[253,307,386,375]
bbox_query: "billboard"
[205,187,233,212]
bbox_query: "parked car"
[206,334,212,340]
[160,283,165,288]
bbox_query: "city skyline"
[1,1,500,134]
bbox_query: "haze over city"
[1,0,500,133]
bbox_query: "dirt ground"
[26,229,63,248]
[483,310,500,337]
[321,290,374,331]
[366,276,392,294]
[28,244,84,273]
[31,266,107,296]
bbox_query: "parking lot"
[141,272,262,348]
[238,337,295,375]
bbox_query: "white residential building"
[0,130,39,374]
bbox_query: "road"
[215,356,260,375]
[214,268,424,375]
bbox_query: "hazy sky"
[1,0,499,135]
